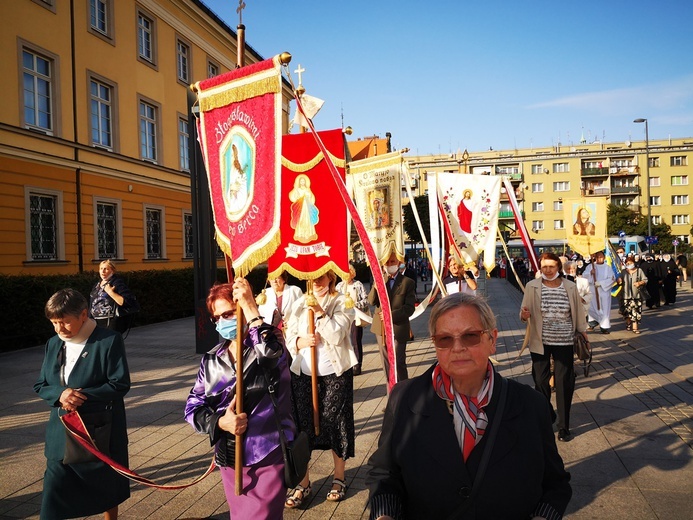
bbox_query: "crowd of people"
[32,248,688,519]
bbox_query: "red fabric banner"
[267,129,349,280]
[194,56,283,276]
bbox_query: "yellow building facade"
[0,0,292,275]
[408,138,692,249]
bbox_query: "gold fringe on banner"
[281,152,346,172]
[199,77,280,112]
[214,230,282,279]
[348,153,402,174]
[268,261,349,283]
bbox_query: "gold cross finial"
[294,64,305,86]
[236,0,246,24]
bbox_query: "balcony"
[610,166,638,176]
[502,172,523,181]
[581,187,610,196]
[611,186,640,195]
[581,167,609,177]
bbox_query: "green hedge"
[0,267,271,353]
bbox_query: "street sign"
[618,231,626,238]
[645,236,658,245]
[673,239,680,246]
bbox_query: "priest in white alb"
[582,250,616,334]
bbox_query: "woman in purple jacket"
[185,278,295,519]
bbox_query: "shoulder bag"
[574,333,592,377]
[265,373,310,488]
[637,271,651,301]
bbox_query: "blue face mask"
[216,317,238,340]
[399,263,406,270]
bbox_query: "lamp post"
[633,118,651,250]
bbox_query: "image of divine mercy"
[289,174,319,243]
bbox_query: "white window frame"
[207,59,219,78]
[531,183,543,193]
[143,204,166,260]
[176,36,192,84]
[553,181,570,192]
[651,215,662,225]
[553,200,563,211]
[672,175,689,186]
[89,74,116,150]
[670,156,687,167]
[136,8,157,67]
[94,196,123,260]
[532,220,544,231]
[554,220,564,230]
[20,44,60,135]
[532,202,544,212]
[672,214,690,225]
[24,186,65,261]
[650,177,660,187]
[138,96,160,163]
[552,162,569,173]
[650,196,661,206]
[178,115,189,172]
[672,195,689,205]
[88,0,115,43]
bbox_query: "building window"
[672,175,689,186]
[531,183,543,193]
[649,157,660,168]
[208,60,219,78]
[614,198,635,207]
[552,162,569,173]
[672,195,689,205]
[96,200,120,259]
[672,214,690,225]
[31,0,56,11]
[90,78,113,149]
[553,181,570,192]
[554,220,564,230]
[139,98,159,162]
[531,220,544,231]
[179,116,189,171]
[26,190,64,261]
[553,200,563,211]
[496,165,519,175]
[22,49,53,133]
[89,0,113,39]
[650,196,661,206]
[651,215,662,225]
[176,38,191,83]
[184,212,194,258]
[650,177,660,187]
[670,156,687,167]
[137,10,156,65]
[532,202,544,212]
[531,164,544,175]
[145,207,164,259]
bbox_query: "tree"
[402,195,430,245]
[606,204,645,236]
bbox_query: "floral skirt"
[290,370,355,460]
[624,298,643,324]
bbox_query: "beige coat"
[520,277,587,355]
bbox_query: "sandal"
[285,482,311,509]
[326,478,347,502]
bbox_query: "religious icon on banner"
[572,206,596,236]
[367,188,391,230]
[564,198,606,257]
[289,174,319,243]
[457,189,473,233]
[221,131,255,219]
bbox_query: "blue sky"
[202,0,693,154]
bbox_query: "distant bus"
[608,235,647,255]
[497,235,647,258]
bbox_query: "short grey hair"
[45,288,88,320]
[428,292,497,336]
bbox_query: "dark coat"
[367,364,572,520]
[368,273,416,343]
[34,325,131,517]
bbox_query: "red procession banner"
[193,56,284,276]
[267,129,349,280]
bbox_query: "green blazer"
[34,324,130,462]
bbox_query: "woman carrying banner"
[284,270,358,508]
[35,288,131,520]
[367,292,571,519]
[185,279,295,519]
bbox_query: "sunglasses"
[431,330,490,349]
[210,310,235,324]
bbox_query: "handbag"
[63,407,113,464]
[636,270,651,301]
[573,333,592,377]
[264,372,310,488]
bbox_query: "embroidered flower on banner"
[470,189,492,248]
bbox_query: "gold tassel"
[255,288,267,305]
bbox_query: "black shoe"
[353,364,361,376]
[558,429,573,442]
[601,329,610,334]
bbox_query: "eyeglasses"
[431,330,490,349]
[210,310,235,324]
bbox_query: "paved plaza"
[1,277,692,519]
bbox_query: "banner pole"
[306,280,320,435]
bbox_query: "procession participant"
[619,259,648,334]
[284,271,358,508]
[582,251,616,334]
[660,253,680,306]
[564,260,591,320]
[257,271,303,331]
[185,280,295,519]
[642,254,663,309]
[676,253,688,282]
[368,252,416,384]
[442,256,478,295]
[368,292,572,519]
[336,264,369,375]
[520,253,588,442]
